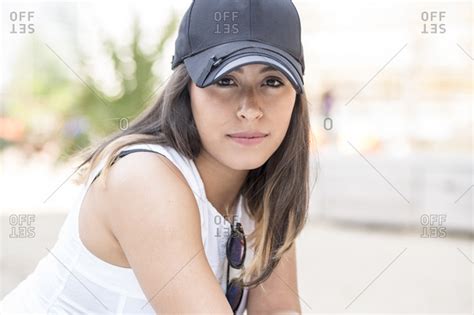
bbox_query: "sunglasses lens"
[227,229,245,268]
[226,279,244,312]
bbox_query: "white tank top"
[1,143,255,314]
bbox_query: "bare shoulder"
[98,150,200,246]
[91,151,232,313]
[103,152,194,232]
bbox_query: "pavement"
[1,213,472,314]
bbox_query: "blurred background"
[1,0,472,313]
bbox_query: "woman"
[1,0,311,313]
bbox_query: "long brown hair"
[74,63,312,288]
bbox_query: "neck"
[194,150,248,220]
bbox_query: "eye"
[215,76,284,88]
[265,77,284,88]
[215,77,235,87]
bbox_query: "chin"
[225,155,268,171]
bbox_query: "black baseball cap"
[171,0,305,94]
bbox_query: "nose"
[236,90,263,120]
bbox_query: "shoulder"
[91,150,200,241]
[109,147,188,185]
[84,150,232,312]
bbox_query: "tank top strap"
[73,143,211,242]
[86,144,204,200]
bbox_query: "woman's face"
[189,63,297,170]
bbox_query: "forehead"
[229,64,282,75]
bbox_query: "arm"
[247,243,302,315]
[100,152,233,314]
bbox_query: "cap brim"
[183,41,304,94]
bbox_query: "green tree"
[62,14,178,159]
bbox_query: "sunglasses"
[225,221,247,312]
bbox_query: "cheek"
[269,95,296,137]
[190,89,229,140]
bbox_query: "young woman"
[1,0,311,313]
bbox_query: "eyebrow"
[232,65,279,74]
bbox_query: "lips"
[227,131,269,138]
